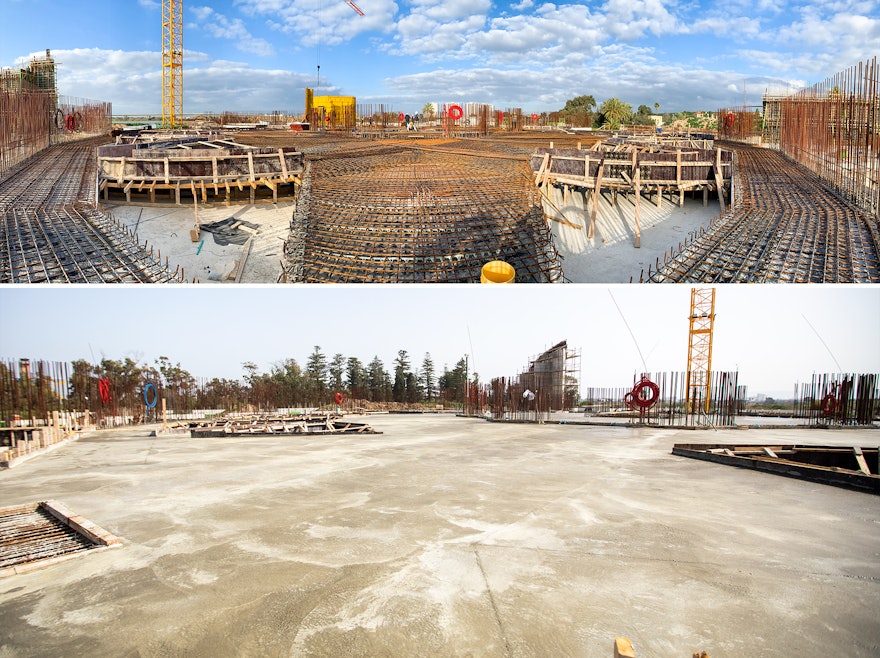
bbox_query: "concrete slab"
[104,201,294,283]
[1,415,877,656]
[544,187,718,282]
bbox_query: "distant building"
[0,49,56,97]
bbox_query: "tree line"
[1,348,473,421]
[557,95,717,131]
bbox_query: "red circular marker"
[448,105,463,120]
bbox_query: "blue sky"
[0,285,877,398]
[1,0,877,115]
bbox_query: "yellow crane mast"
[162,0,183,128]
[685,287,716,414]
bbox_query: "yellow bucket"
[480,260,515,284]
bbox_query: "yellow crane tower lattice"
[685,287,716,414]
[162,0,183,129]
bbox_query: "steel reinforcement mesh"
[283,142,563,282]
[645,145,880,283]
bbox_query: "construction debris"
[188,413,380,437]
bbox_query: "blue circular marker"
[143,382,158,408]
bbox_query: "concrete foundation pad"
[104,201,294,283]
[0,416,877,656]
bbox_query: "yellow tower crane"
[162,0,183,128]
[685,287,716,415]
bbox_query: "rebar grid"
[579,370,742,427]
[645,144,880,283]
[0,138,185,283]
[283,141,563,283]
[794,373,879,426]
[779,57,879,215]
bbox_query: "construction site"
[1,2,879,652]
[1,278,878,657]
[1,48,878,282]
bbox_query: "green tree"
[368,355,389,402]
[561,94,596,114]
[421,353,436,401]
[559,94,596,128]
[68,358,95,411]
[329,353,346,393]
[631,104,654,126]
[392,350,410,403]
[421,102,435,121]
[346,357,368,400]
[270,358,304,408]
[438,357,468,405]
[598,97,633,129]
[653,102,660,113]
[242,361,267,410]
[405,372,420,403]
[156,356,196,412]
[306,346,328,405]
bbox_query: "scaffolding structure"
[486,340,581,420]
[0,52,111,177]
[162,0,183,128]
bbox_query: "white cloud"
[601,0,681,39]
[191,5,276,57]
[44,48,310,114]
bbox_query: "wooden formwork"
[530,143,732,210]
[96,138,303,205]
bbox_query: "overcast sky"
[0,285,877,397]
[1,0,877,115]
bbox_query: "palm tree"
[598,97,633,129]
[653,102,660,113]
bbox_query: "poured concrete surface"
[0,416,878,656]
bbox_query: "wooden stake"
[588,158,604,239]
[714,147,727,211]
[190,195,200,242]
[634,167,641,248]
